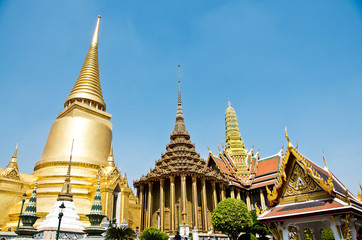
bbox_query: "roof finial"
[228,98,231,107]
[323,152,329,171]
[207,144,211,153]
[285,127,293,148]
[13,141,19,158]
[6,142,19,170]
[178,63,181,106]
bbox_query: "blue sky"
[0,0,361,194]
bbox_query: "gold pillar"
[246,192,251,210]
[192,176,198,229]
[181,175,187,224]
[160,179,165,231]
[147,182,153,227]
[212,182,217,209]
[201,178,208,232]
[170,176,175,232]
[120,187,131,223]
[236,188,241,200]
[260,189,266,210]
[220,184,226,201]
[139,185,145,230]
[230,186,235,199]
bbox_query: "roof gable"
[266,132,334,206]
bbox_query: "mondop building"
[1,16,362,240]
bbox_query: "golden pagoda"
[1,16,140,230]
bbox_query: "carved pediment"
[283,162,323,198]
[2,169,21,180]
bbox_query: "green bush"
[238,233,257,240]
[105,227,135,240]
[140,227,169,240]
[212,198,252,240]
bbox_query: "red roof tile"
[259,199,346,221]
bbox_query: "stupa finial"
[64,16,106,111]
[6,142,19,170]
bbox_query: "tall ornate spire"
[24,181,38,216]
[5,142,19,170]
[107,142,115,167]
[225,99,248,173]
[173,64,187,134]
[57,140,74,201]
[64,16,106,111]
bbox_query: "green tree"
[247,209,269,238]
[211,198,252,240]
[105,227,135,240]
[140,227,169,240]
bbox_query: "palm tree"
[105,226,135,240]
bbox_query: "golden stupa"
[0,16,140,230]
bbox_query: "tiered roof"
[134,66,227,185]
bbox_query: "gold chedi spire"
[173,64,187,134]
[5,142,19,170]
[57,140,74,202]
[225,99,248,173]
[64,16,106,111]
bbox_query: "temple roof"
[134,66,227,185]
[258,198,362,223]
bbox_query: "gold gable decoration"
[283,162,323,196]
[2,169,21,181]
[266,128,334,206]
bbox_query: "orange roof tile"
[255,156,280,176]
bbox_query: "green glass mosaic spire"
[24,181,37,216]
[90,179,103,215]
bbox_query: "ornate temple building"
[133,69,283,234]
[206,100,283,211]
[258,130,362,240]
[0,16,140,230]
[134,66,229,233]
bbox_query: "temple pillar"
[230,186,235,199]
[170,176,175,233]
[181,175,187,224]
[246,192,251,210]
[201,178,208,232]
[211,182,217,209]
[147,182,153,227]
[260,189,266,210]
[160,179,165,231]
[236,188,241,200]
[139,185,145,231]
[192,176,198,229]
[220,184,226,201]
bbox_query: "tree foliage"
[140,227,169,240]
[247,209,269,237]
[105,227,135,240]
[211,198,252,240]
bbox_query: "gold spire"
[64,16,106,111]
[6,142,19,170]
[107,142,115,167]
[225,99,247,158]
[173,63,186,134]
[57,140,74,202]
